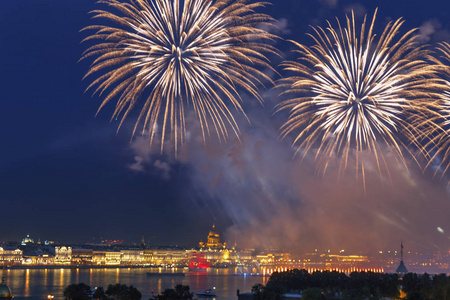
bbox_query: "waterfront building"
[22,254,53,265]
[235,249,254,264]
[151,249,187,266]
[121,250,144,265]
[92,251,107,265]
[90,251,122,266]
[143,250,153,265]
[105,252,121,265]
[197,248,237,265]
[0,247,22,266]
[71,249,93,266]
[256,253,275,264]
[55,246,72,265]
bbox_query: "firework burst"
[82,0,277,153]
[277,9,440,184]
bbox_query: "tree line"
[63,283,195,300]
[63,283,142,300]
[63,270,450,300]
[251,269,450,300]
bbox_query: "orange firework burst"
[82,0,278,153]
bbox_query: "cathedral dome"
[208,224,218,235]
[199,224,226,249]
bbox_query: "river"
[3,267,269,300]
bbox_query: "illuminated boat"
[196,289,216,297]
[188,252,211,271]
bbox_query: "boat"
[196,289,216,297]
[188,252,211,271]
[146,272,185,277]
[211,262,230,269]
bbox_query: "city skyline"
[1,0,449,256]
[1,233,449,275]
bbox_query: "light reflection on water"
[5,268,268,300]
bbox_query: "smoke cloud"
[126,100,450,254]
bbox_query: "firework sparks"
[82,0,277,153]
[277,9,440,184]
[416,42,450,178]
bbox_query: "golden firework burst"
[82,0,278,153]
[277,9,441,184]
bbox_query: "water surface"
[4,267,269,300]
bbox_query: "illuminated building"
[256,253,275,264]
[143,250,153,265]
[55,247,72,265]
[71,249,93,266]
[199,224,226,249]
[328,254,368,263]
[235,249,253,263]
[121,250,144,265]
[0,247,23,266]
[21,235,34,246]
[197,248,237,265]
[91,251,121,266]
[151,250,188,266]
[105,252,121,265]
[22,254,53,266]
[92,251,107,265]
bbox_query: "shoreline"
[4,265,176,270]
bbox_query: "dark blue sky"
[1,0,450,251]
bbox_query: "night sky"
[1,0,450,252]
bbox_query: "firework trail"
[82,0,277,153]
[277,9,441,185]
[415,42,450,178]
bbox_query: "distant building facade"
[151,249,187,266]
[71,249,93,266]
[21,235,34,246]
[55,246,72,265]
[0,247,22,266]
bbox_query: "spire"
[401,240,404,261]
[396,240,408,276]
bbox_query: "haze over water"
[5,268,268,300]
